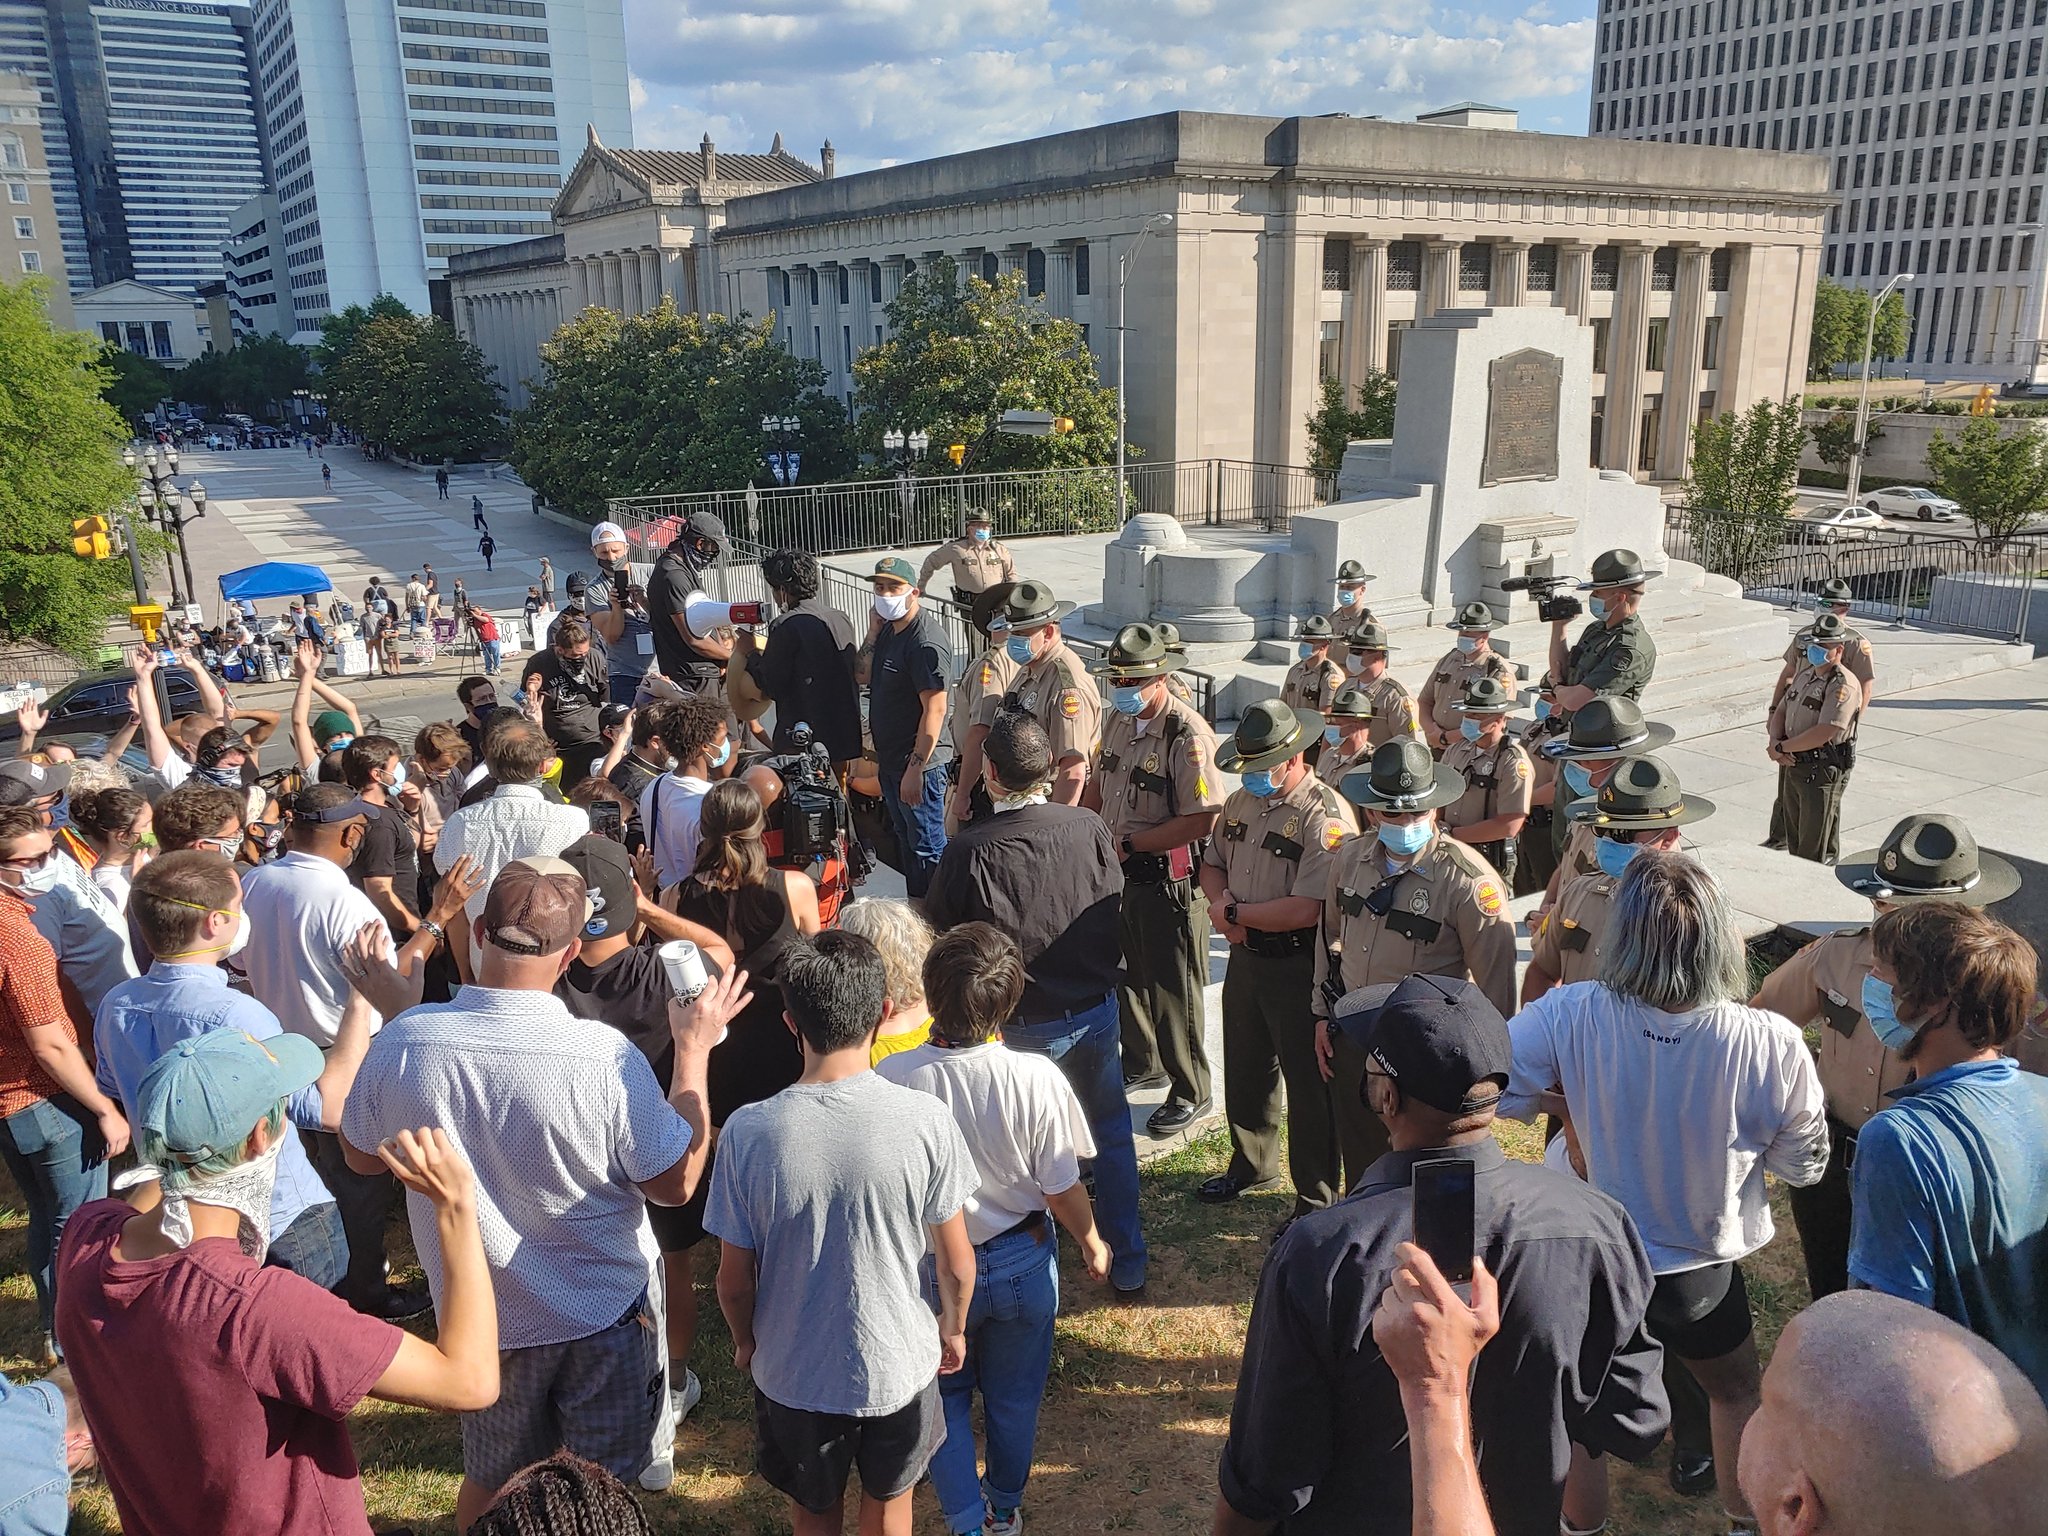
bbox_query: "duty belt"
[1240,926,1317,958]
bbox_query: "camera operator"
[643,511,734,700]
[1547,550,1659,723]
[740,723,859,927]
[735,546,862,770]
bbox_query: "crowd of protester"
[0,511,2044,1536]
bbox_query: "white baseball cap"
[591,521,626,546]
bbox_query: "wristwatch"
[1120,835,1136,859]
[1224,902,1240,927]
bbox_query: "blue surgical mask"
[1005,634,1034,665]
[1377,818,1431,857]
[1562,761,1594,797]
[1460,718,1482,742]
[1298,643,1316,660]
[1589,594,1608,620]
[1323,724,1342,745]
[1534,698,1552,720]
[1593,835,1639,879]
[1242,769,1279,798]
[710,738,732,768]
[1337,589,1357,607]
[1861,974,1919,1051]
[1111,685,1147,716]
[971,527,989,542]
[1456,635,1479,654]
[1806,643,1829,667]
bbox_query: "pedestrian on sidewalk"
[479,532,497,572]
[473,494,488,531]
[436,466,450,501]
[452,575,467,614]
[539,556,554,602]
[470,606,502,676]
[424,565,442,620]
[405,574,428,636]
[321,461,332,490]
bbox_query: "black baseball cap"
[282,784,380,824]
[1334,974,1511,1115]
[558,835,635,941]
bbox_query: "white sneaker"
[638,1456,674,1492]
[670,1368,703,1423]
[984,1508,1023,1536]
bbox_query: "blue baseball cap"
[136,1028,324,1168]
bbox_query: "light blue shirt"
[93,962,334,1240]
[1849,1056,2048,1399]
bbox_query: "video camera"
[1499,574,1584,624]
[761,722,862,872]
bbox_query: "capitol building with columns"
[449,106,1833,482]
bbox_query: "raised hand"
[375,1126,476,1213]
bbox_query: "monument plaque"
[1480,348,1563,487]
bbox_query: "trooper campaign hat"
[1294,614,1336,641]
[1577,548,1663,590]
[1217,698,1324,773]
[1343,621,1392,653]
[1452,676,1517,715]
[1564,753,1716,830]
[1539,696,1677,761]
[1085,622,1185,678]
[1446,600,1501,633]
[1835,813,2020,907]
[1325,685,1375,721]
[1340,738,1466,813]
[995,578,1076,628]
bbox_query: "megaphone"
[684,592,768,633]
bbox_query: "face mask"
[709,738,732,768]
[7,857,62,895]
[1456,635,1479,654]
[971,527,990,543]
[150,1121,286,1264]
[1337,589,1357,607]
[166,908,251,962]
[1460,718,1482,742]
[1243,769,1279,798]
[1806,644,1829,667]
[384,762,407,791]
[327,736,353,754]
[197,764,243,790]
[1298,643,1316,660]
[874,591,912,621]
[1534,698,1552,720]
[1377,818,1431,857]
[1345,654,1365,676]
[1593,835,1640,879]
[1111,685,1147,716]
[1323,724,1342,745]
[1562,762,1594,798]
[1589,594,1608,620]
[1005,633,1035,665]
[1861,974,1920,1052]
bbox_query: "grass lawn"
[3,1120,1812,1535]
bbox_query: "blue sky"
[621,0,1597,173]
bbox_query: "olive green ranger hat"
[1539,695,1677,761]
[1155,621,1188,653]
[1217,698,1325,773]
[1336,560,1374,583]
[1343,620,1392,653]
[1815,576,1855,605]
[1325,685,1374,720]
[971,582,1015,635]
[1452,675,1517,714]
[1446,600,1501,633]
[1564,753,1715,829]
[1294,614,1336,641]
[996,578,1075,627]
[1835,813,2020,907]
[1340,737,1466,813]
[1577,548,1663,590]
[1807,612,1851,646]
[1086,622,1185,678]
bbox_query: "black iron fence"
[1664,505,2044,643]
[607,458,1330,560]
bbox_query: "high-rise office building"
[1589,0,2048,382]
[246,0,630,342]
[1,68,73,322]
[0,2,91,291]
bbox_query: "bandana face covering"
[991,782,1051,813]
[145,1126,286,1263]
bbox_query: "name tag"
[1261,830,1304,861]
[1558,920,1591,953]
[1338,888,1368,917]
[637,634,654,654]
[1822,990,1861,1037]
[1222,818,1248,842]
[1100,752,1122,772]
[1386,908,1443,944]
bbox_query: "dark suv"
[0,667,206,744]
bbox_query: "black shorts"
[754,1379,944,1512]
[1646,1261,1754,1361]
[646,1140,713,1254]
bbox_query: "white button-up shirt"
[239,850,389,1046]
[435,784,590,919]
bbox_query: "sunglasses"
[0,847,53,870]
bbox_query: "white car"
[1791,503,1885,543]
[1863,485,1960,521]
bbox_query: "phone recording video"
[1411,1157,1477,1285]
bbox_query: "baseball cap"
[1334,974,1512,1115]
[558,835,635,941]
[196,726,252,767]
[873,556,917,585]
[0,758,71,806]
[481,855,592,955]
[591,521,627,546]
[311,710,355,747]
[136,1027,324,1169]
[283,783,380,824]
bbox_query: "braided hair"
[468,1455,651,1536]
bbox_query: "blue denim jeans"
[0,1376,70,1535]
[0,1094,109,1340]
[266,1199,349,1291]
[881,761,949,898]
[1003,994,1147,1290]
[921,1227,1059,1533]
[480,638,502,675]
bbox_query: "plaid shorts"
[459,1294,663,1491]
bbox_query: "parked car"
[1790,503,1886,543]
[1863,485,1960,521]
[0,666,205,745]
[35,732,172,792]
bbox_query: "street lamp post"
[761,414,800,486]
[1845,271,1915,509]
[881,427,931,543]
[181,480,206,611]
[1115,212,1174,524]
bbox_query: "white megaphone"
[683,591,768,633]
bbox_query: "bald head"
[1740,1291,2048,1536]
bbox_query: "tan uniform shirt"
[1001,639,1101,770]
[1346,672,1423,750]
[1307,830,1517,1020]
[1330,602,1380,640]
[1204,775,1355,908]
[1282,654,1344,714]
[1317,735,1372,792]
[1557,821,1600,882]
[953,642,1020,743]
[1439,735,1534,833]
[1782,623,1875,691]
[1417,647,1515,741]
[1751,928,1910,1131]
[1093,694,1222,840]
[1770,660,1859,749]
[918,537,1015,598]
[1529,870,1621,986]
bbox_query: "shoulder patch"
[1322,819,1347,851]
[979,661,993,686]
[1060,689,1082,718]
[1188,740,1205,767]
[1476,880,1505,917]
[1511,755,1530,781]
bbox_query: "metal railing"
[0,645,111,698]
[1664,506,2044,643]
[607,457,1331,559]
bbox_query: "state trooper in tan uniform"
[1282,614,1346,715]
[1767,611,1862,864]
[946,584,1020,829]
[1439,675,1533,889]
[1316,686,1376,793]
[995,579,1101,806]
[1416,601,1516,751]
[917,508,1016,601]
[1514,678,1571,896]
[1751,813,2020,1300]
[1082,624,1224,1137]
[1199,700,1354,1216]
[1532,696,1678,913]
[1309,739,1517,1186]
[1328,558,1378,638]
[1338,621,1423,749]
[1765,585,1876,851]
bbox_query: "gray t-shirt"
[705,1071,976,1416]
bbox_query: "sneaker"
[638,1456,674,1492]
[985,1509,1023,1536]
[670,1368,703,1424]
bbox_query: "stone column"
[624,251,646,315]
[1420,239,1456,318]
[999,244,1027,276]
[883,255,906,305]
[1346,237,1388,380]
[565,259,584,315]
[1493,241,1530,307]
[1045,246,1075,317]
[1558,242,1594,320]
[1263,226,1322,465]
[1602,242,1653,473]
[460,297,477,345]
[605,255,626,311]
[1658,245,1710,479]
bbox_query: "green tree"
[509,301,851,520]
[0,278,167,657]
[1926,415,2048,544]
[323,312,506,461]
[1807,277,1910,378]
[99,347,172,429]
[314,293,413,371]
[1683,398,1808,582]
[1870,287,1909,362]
[1809,406,1884,470]
[850,256,1121,474]
[1304,371,1398,476]
[178,333,312,421]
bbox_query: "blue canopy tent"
[217,562,333,603]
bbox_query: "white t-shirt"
[640,772,710,890]
[875,1039,1097,1246]
[238,850,390,1045]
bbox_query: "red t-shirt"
[475,614,500,642]
[56,1201,404,1536]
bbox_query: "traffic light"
[1971,384,1997,416]
[1053,416,1076,434]
[947,442,967,466]
[71,515,111,559]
